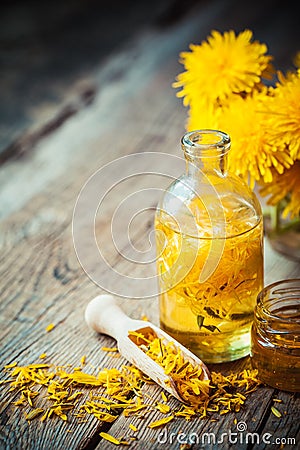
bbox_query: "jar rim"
[256,278,300,324]
[182,129,231,157]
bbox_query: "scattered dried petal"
[1,327,263,429]
[129,423,138,432]
[4,362,18,369]
[25,408,44,421]
[156,403,171,414]
[101,347,118,352]
[100,432,120,445]
[271,406,282,418]
[161,392,168,402]
[148,415,174,428]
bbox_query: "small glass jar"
[155,130,263,363]
[251,279,300,392]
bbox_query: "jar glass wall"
[251,279,300,392]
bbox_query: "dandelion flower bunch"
[174,29,300,218]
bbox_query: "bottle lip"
[256,278,300,325]
[182,129,231,158]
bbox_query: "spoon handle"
[85,294,144,340]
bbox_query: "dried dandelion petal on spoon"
[128,329,262,416]
[129,331,211,406]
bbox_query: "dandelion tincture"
[155,130,263,363]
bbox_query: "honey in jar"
[251,279,300,392]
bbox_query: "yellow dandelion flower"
[260,161,300,219]
[219,90,293,187]
[173,29,273,107]
[186,102,222,132]
[293,51,300,69]
[266,70,300,160]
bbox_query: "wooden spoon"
[85,294,210,403]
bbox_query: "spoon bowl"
[85,294,210,402]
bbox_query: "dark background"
[0,0,299,159]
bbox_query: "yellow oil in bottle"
[155,213,263,363]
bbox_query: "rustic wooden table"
[1,1,299,449]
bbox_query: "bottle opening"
[182,129,231,158]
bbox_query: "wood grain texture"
[0,0,177,157]
[1,0,299,161]
[1,1,300,449]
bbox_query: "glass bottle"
[251,279,300,391]
[155,130,263,363]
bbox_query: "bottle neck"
[182,129,230,179]
[185,152,228,178]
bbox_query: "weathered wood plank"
[94,346,300,450]
[1,0,299,163]
[0,0,179,158]
[0,5,219,449]
[1,234,298,450]
[251,390,300,450]
[1,1,300,449]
